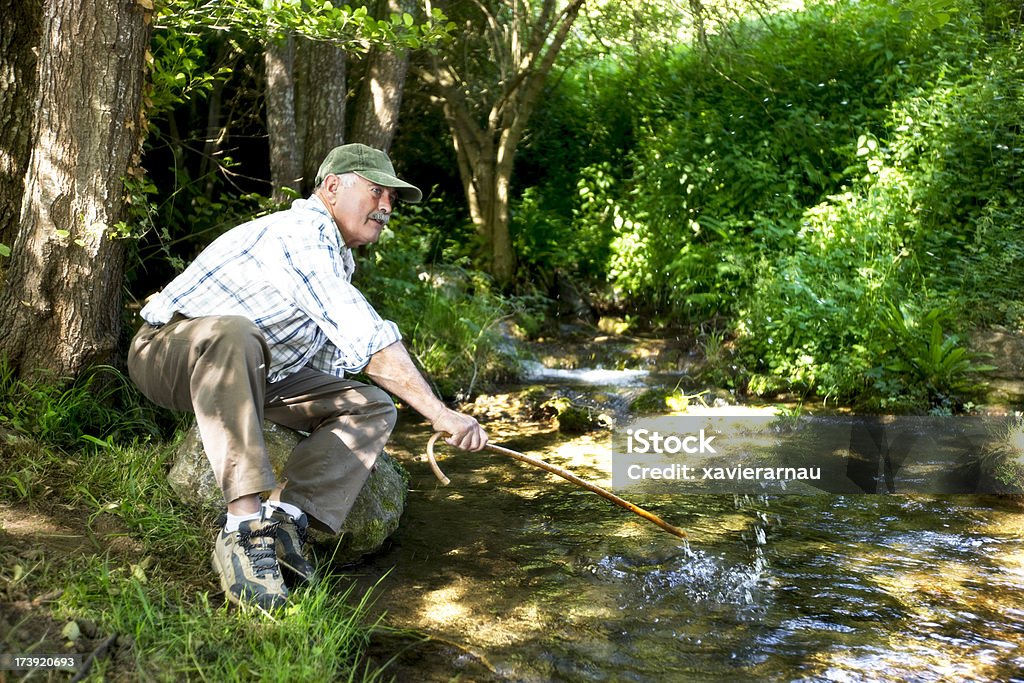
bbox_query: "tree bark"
[350,46,409,153]
[266,0,412,196]
[265,34,303,202]
[0,0,43,254]
[349,0,413,153]
[0,0,151,380]
[297,38,347,194]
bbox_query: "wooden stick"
[426,432,687,539]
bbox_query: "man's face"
[322,174,398,248]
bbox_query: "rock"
[969,325,1024,380]
[597,317,630,335]
[329,451,409,563]
[539,395,604,434]
[168,422,408,561]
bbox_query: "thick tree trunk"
[350,47,409,153]
[0,0,151,380]
[297,39,347,194]
[350,0,412,153]
[0,0,42,254]
[490,153,516,284]
[467,142,516,285]
[449,130,516,282]
[265,34,302,202]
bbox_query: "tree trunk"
[422,0,585,287]
[0,0,151,380]
[0,0,42,254]
[349,0,413,153]
[265,34,302,202]
[447,128,516,282]
[490,149,516,284]
[198,38,232,201]
[297,38,347,194]
[350,46,409,153]
[442,108,520,286]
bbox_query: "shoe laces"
[239,521,282,577]
[277,511,309,548]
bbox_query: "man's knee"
[363,385,398,429]
[197,316,270,366]
[348,384,397,436]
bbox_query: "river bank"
[345,324,1024,681]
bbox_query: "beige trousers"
[127,315,397,534]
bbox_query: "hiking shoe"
[270,508,316,586]
[211,516,288,610]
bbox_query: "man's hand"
[432,407,488,451]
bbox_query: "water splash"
[582,493,779,609]
[587,546,768,606]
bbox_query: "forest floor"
[1,504,141,680]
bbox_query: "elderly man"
[128,144,487,610]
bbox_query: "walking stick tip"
[426,431,451,486]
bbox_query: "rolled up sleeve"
[281,236,402,376]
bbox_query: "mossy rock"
[168,422,407,562]
[330,450,409,563]
[540,396,603,434]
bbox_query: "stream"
[347,349,1024,682]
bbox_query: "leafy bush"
[520,0,1023,409]
[609,0,959,316]
[735,18,1024,408]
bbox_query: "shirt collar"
[293,195,332,218]
[293,196,356,276]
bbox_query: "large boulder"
[168,422,408,562]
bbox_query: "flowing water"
[347,367,1024,682]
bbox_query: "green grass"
[0,361,388,681]
[54,556,386,682]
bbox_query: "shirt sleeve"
[276,229,401,375]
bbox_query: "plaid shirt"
[140,197,401,382]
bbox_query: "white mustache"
[370,211,389,224]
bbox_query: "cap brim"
[355,171,423,203]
